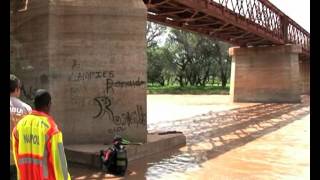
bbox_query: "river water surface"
[70,95,310,180]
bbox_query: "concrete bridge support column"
[299,59,310,94]
[10,0,147,144]
[229,45,302,103]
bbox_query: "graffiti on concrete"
[106,77,146,94]
[93,97,146,128]
[68,60,115,107]
[106,79,115,95]
[69,59,114,82]
[69,70,114,82]
[107,126,127,134]
[113,105,146,127]
[93,96,114,120]
[69,60,146,129]
[94,76,146,127]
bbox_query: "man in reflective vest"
[12,89,71,180]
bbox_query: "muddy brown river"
[69,95,310,180]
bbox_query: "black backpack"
[100,144,128,176]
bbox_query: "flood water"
[70,95,310,180]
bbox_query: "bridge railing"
[287,19,310,52]
[208,0,309,52]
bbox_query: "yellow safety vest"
[12,110,71,180]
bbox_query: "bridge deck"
[145,0,309,57]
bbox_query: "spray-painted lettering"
[107,126,127,134]
[113,105,146,127]
[69,71,114,82]
[106,77,146,94]
[93,96,114,120]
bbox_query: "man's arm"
[12,127,21,180]
[22,101,32,114]
[50,132,71,180]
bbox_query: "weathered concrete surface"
[65,133,186,168]
[299,59,310,94]
[229,45,302,103]
[10,0,148,144]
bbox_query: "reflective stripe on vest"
[17,135,50,179]
[42,135,49,178]
[58,143,68,180]
[18,157,42,165]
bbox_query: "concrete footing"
[65,132,186,168]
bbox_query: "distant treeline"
[146,22,231,88]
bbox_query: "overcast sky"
[269,0,310,32]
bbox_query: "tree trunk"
[178,76,184,87]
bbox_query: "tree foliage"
[146,23,232,89]
[146,21,166,48]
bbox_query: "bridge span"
[145,0,309,58]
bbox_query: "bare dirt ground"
[70,95,310,180]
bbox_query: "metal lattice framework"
[144,0,309,57]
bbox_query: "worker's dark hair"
[10,74,21,93]
[34,89,51,110]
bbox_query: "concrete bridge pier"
[299,58,310,94]
[11,0,148,144]
[229,45,303,103]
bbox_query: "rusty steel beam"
[173,0,284,43]
[230,32,252,41]
[145,0,309,56]
[157,9,189,16]
[148,13,237,46]
[179,15,209,22]
[209,23,230,35]
[185,22,222,27]
[146,0,171,8]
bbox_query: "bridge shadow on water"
[70,102,309,180]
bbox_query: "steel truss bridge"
[144,0,309,58]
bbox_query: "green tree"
[167,29,197,86]
[146,21,166,48]
[147,46,175,86]
[147,25,232,89]
[213,41,231,88]
[167,28,230,87]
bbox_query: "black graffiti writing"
[106,77,146,94]
[93,96,114,121]
[106,79,114,94]
[113,105,146,127]
[69,71,114,82]
[107,126,127,134]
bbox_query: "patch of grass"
[147,84,230,95]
